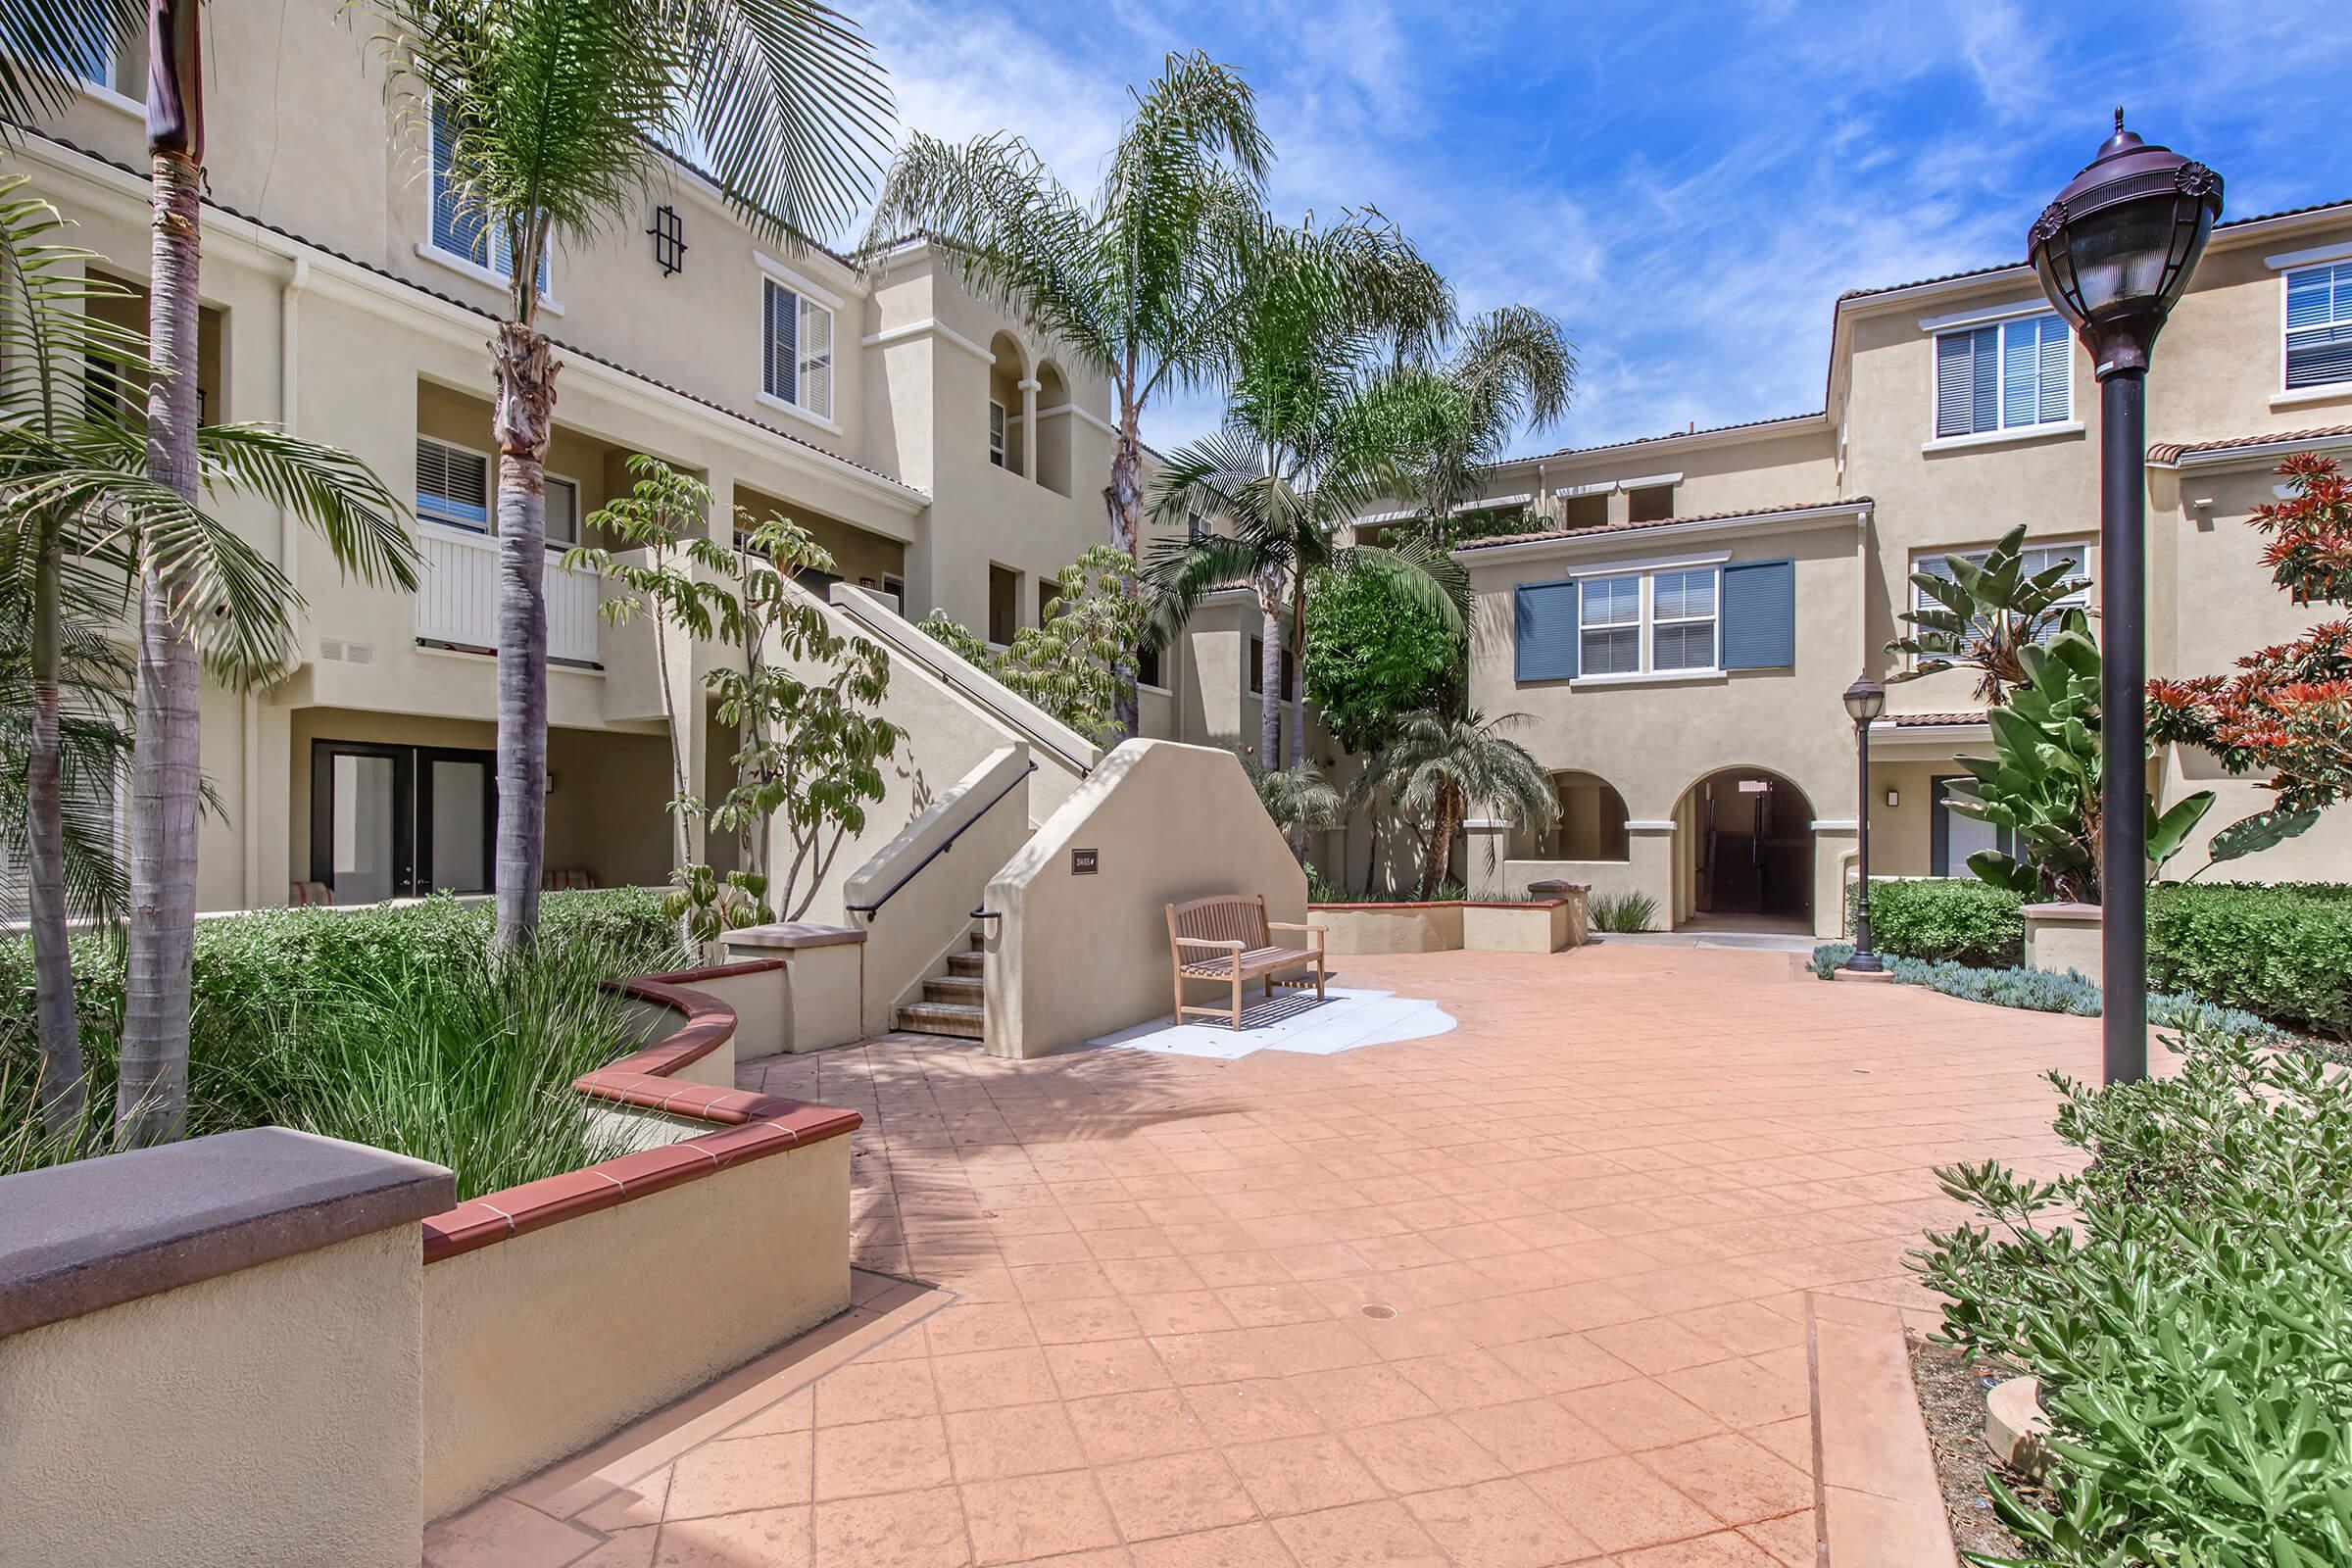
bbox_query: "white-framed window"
[1649,567,1718,671]
[1912,538,2091,645]
[1935,313,2070,438]
[543,473,579,548]
[761,276,834,419]
[428,100,551,295]
[416,434,491,531]
[988,400,1007,466]
[1578,575,1642,676]
[2285,263,2352,390]
[1186,511,1207,543]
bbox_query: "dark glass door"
[311,741,495,900]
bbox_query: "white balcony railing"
[415,520,602,666]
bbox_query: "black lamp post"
[1842,675,1886,973]
[2027,110,2222,1084]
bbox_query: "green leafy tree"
[1947,625,2214,903]
[1229,748,1342,855]
[1299,562,1462,755]
[1889,524,2088,702]
[370,0,894,951]
[916,546,1149,746]
[865,50,1271,735]
[1386,709,1555,899]
[0,186,416,1143]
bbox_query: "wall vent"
[319,639,375,665]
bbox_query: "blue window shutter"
[429,101,492,267]
[1514,580,1578,682]
[763,279,797,404]
[1721,559,1794,669]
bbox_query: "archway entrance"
[1674,767,1814,931]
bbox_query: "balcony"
[414,521,603,667]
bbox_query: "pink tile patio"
[429,943,2100,1567]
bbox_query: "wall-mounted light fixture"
[647,204,686,277]
[1885,788,1899,808]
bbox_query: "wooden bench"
[1166,894,1326,1029]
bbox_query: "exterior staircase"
[892,928,987,1040]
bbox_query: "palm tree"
[1144,215,1461,769]
[1387,709,1555,899]
[1387,306,1577,535]
[372,0,894,951]
[864,50,1271,734]
[0,183,418,1144]
[1228,747,1342,861]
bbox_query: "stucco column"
[1605,485,1633,528]
[1462,819,1511,899]
[1018,376,1039,482]
[1812,820,1858,940]
[1625,819,1677,930]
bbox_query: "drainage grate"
[1359,1303,1397,1320]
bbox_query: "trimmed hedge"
[1849,878,2025,967]
[2147,883,2352,1042]
[1842,877,2352,1040]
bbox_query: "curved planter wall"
[419,962,860,1520]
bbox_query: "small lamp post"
[2027,110,2222,1085]
[1842,674,1886,973]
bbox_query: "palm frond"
[192,424,420,590]
[0,0,144,130]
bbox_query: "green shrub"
[0,889,685,1185]
[1590,891,1657,932]
[1920,1029,2352,1566]
[1849,878,2025,967]
[2147,882,2352,1041]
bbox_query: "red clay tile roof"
[1454,497,1869,552]
[1837,198,2352,303]
[1510,411,1828,466]
[1886,711,1987,727]
[2147,423,2352,466]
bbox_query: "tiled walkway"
[441,943,2098,1567]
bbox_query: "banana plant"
[1945,625,2215,902]
[1890,523,2089,701]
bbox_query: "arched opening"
[1033,360,1073,497]
[987,332,1026,477]
[1544,770,1630,861]
[1673,766,1815,932]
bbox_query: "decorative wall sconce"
[1885,789,1899,808]
[647,204,686,277]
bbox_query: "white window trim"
[2264,239,2352,272]
[2279,261,2352,397]
[1931,314,2074,442]
[750,250,845,312]
[758,277,842,434]
[422,100,561,313]
[1916,296,2053,332]
[1572,564,1723,684]
[542,470,581,552]
[1920,419,2084,454]
[416,433,495,533]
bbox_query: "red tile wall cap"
[420,964,861,1264]
[634,957,789,986]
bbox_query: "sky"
[850,0,2352,460]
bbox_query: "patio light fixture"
[2027,109,2221,1085]
[1841,674,1886,975]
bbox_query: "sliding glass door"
[310,741,496,901]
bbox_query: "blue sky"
[857,0,2352,458]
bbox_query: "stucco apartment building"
[1446,194,2352,936]
[6,8,1305,915]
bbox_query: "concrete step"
[895,1000,985,1040]
[923,974,983,1004]
[946,952,984,978]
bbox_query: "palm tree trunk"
[1287,572,1308,771]
[118,136,204,1150]
[491,321,557,952]
[1105,393,1146,738]
[1258,600,1283,766]
[26,524,83,1134]
[1418,789,1460,900]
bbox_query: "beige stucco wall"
[0,1226,424,1568]
[2023,905,2103,977]
[1312,904,1462,955]
[1462,901,1577,954]
[422,1136,851,1520]
[984,740,1306,1057]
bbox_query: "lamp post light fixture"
[2028,109,2222,1085]
[1841,674,1886,974]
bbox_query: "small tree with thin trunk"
[369,0,893,951]
[1386,709,1555,899]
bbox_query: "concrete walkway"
[433,944,2095,1567]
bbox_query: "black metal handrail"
[844,760,1037,919]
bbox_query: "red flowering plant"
[2148,453,2352,858]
